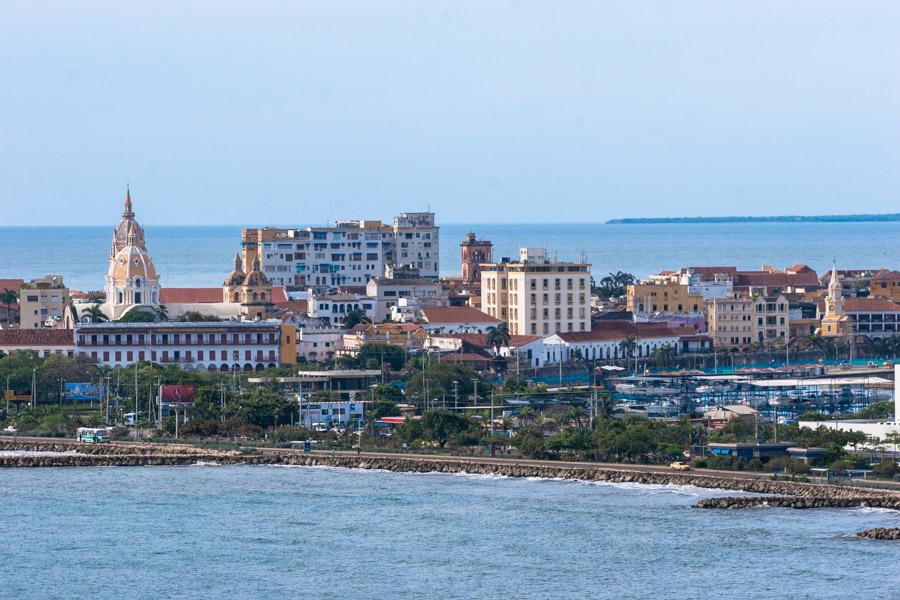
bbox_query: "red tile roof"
[430,333,541,349]
[688,267,738,278]
[0,329,74,346]
[843,298,900,312]
[736,271,819,287]
[421,306,500,324]
[0,279,24,292]
[872,269,900,282]
[160,286,288,304]
[160,288,222,304]
[440,353,492,364]
[274,299,308,313]
[558,322,678,343]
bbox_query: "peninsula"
[607,213,900,224]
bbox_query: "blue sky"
[1,1,897,225]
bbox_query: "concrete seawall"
[3,438,899,510]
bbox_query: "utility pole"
[490,390,495,436]
[471,378,479,406]
[134,364,139,423]
[157,377,162,427]
[452,380,458,412]
[31,367,36,409]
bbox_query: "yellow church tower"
[820,263,850,338]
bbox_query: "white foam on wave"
[255,463,746,497]
[0,450,80,457]
[190,461,221,467]
[852,506,900,515]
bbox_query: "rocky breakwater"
[265,452,900,503]
[0,437,244,467]
[696,495,900,510]
[857,528,900,540]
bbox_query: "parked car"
[669,461,691,471]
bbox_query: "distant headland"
[607,213,900,224]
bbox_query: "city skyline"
[2,1,899,226]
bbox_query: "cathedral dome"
[108,243,158,282]
[242,256,270,287]
[111,188,146,256]
[224,254,246,286]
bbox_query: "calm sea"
[0,465,898,599]
[0,222,897,290]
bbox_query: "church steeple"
[111,187,146,257]
[123,186,134,218]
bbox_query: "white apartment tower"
[481,248,591,336]
[242,212,439,289]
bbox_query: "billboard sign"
[64,382,103,401]
[3,390,31,402]
[160,384,195,405]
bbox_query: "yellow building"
[279,323,298,365]
[707,293,791,349]
[481,248,590,336]
[19,275,69,329]
[820,264,850,338]
[626,282,704,316]
[870,269,900,302]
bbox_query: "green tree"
[486,322,511,354]
[594,271,636,299]
[0,288,17,324]
[618,334,638,374]
[117,309,157,323]
[84,302,108,323]
[355,344,405,371]
[406,362,479,405]
[175,311,222,322]
[369,383,404,419]
[512,428,547,459]
[417,410,477,447]
[343,308,370,328]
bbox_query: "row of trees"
[592,271,636,300]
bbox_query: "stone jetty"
[696,495,900,510]
[857,528,900,540]
[2,437,899,510]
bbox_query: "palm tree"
[805,332,826,353]
[566,406,587,430]
[652,343,677,369]
[84,302,108,323]
[156,304,169,321]
[0,288,17,325]
[619,334,638,374]
[486,322,511,355]
[343,308,370,328]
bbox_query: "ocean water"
[1,465,898,599]
[0,222,897,291]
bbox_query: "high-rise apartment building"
[707,293,790,349]
[19,275,69,329]
[481,248,591,336]
[242,212,439,289]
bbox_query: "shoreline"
[4,437,900,510]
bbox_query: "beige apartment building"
[707,293,790,349]
[626,282,704,316]
[481,248,591,336]
[19,275,69,329]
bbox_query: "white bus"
[76,427,110,443]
